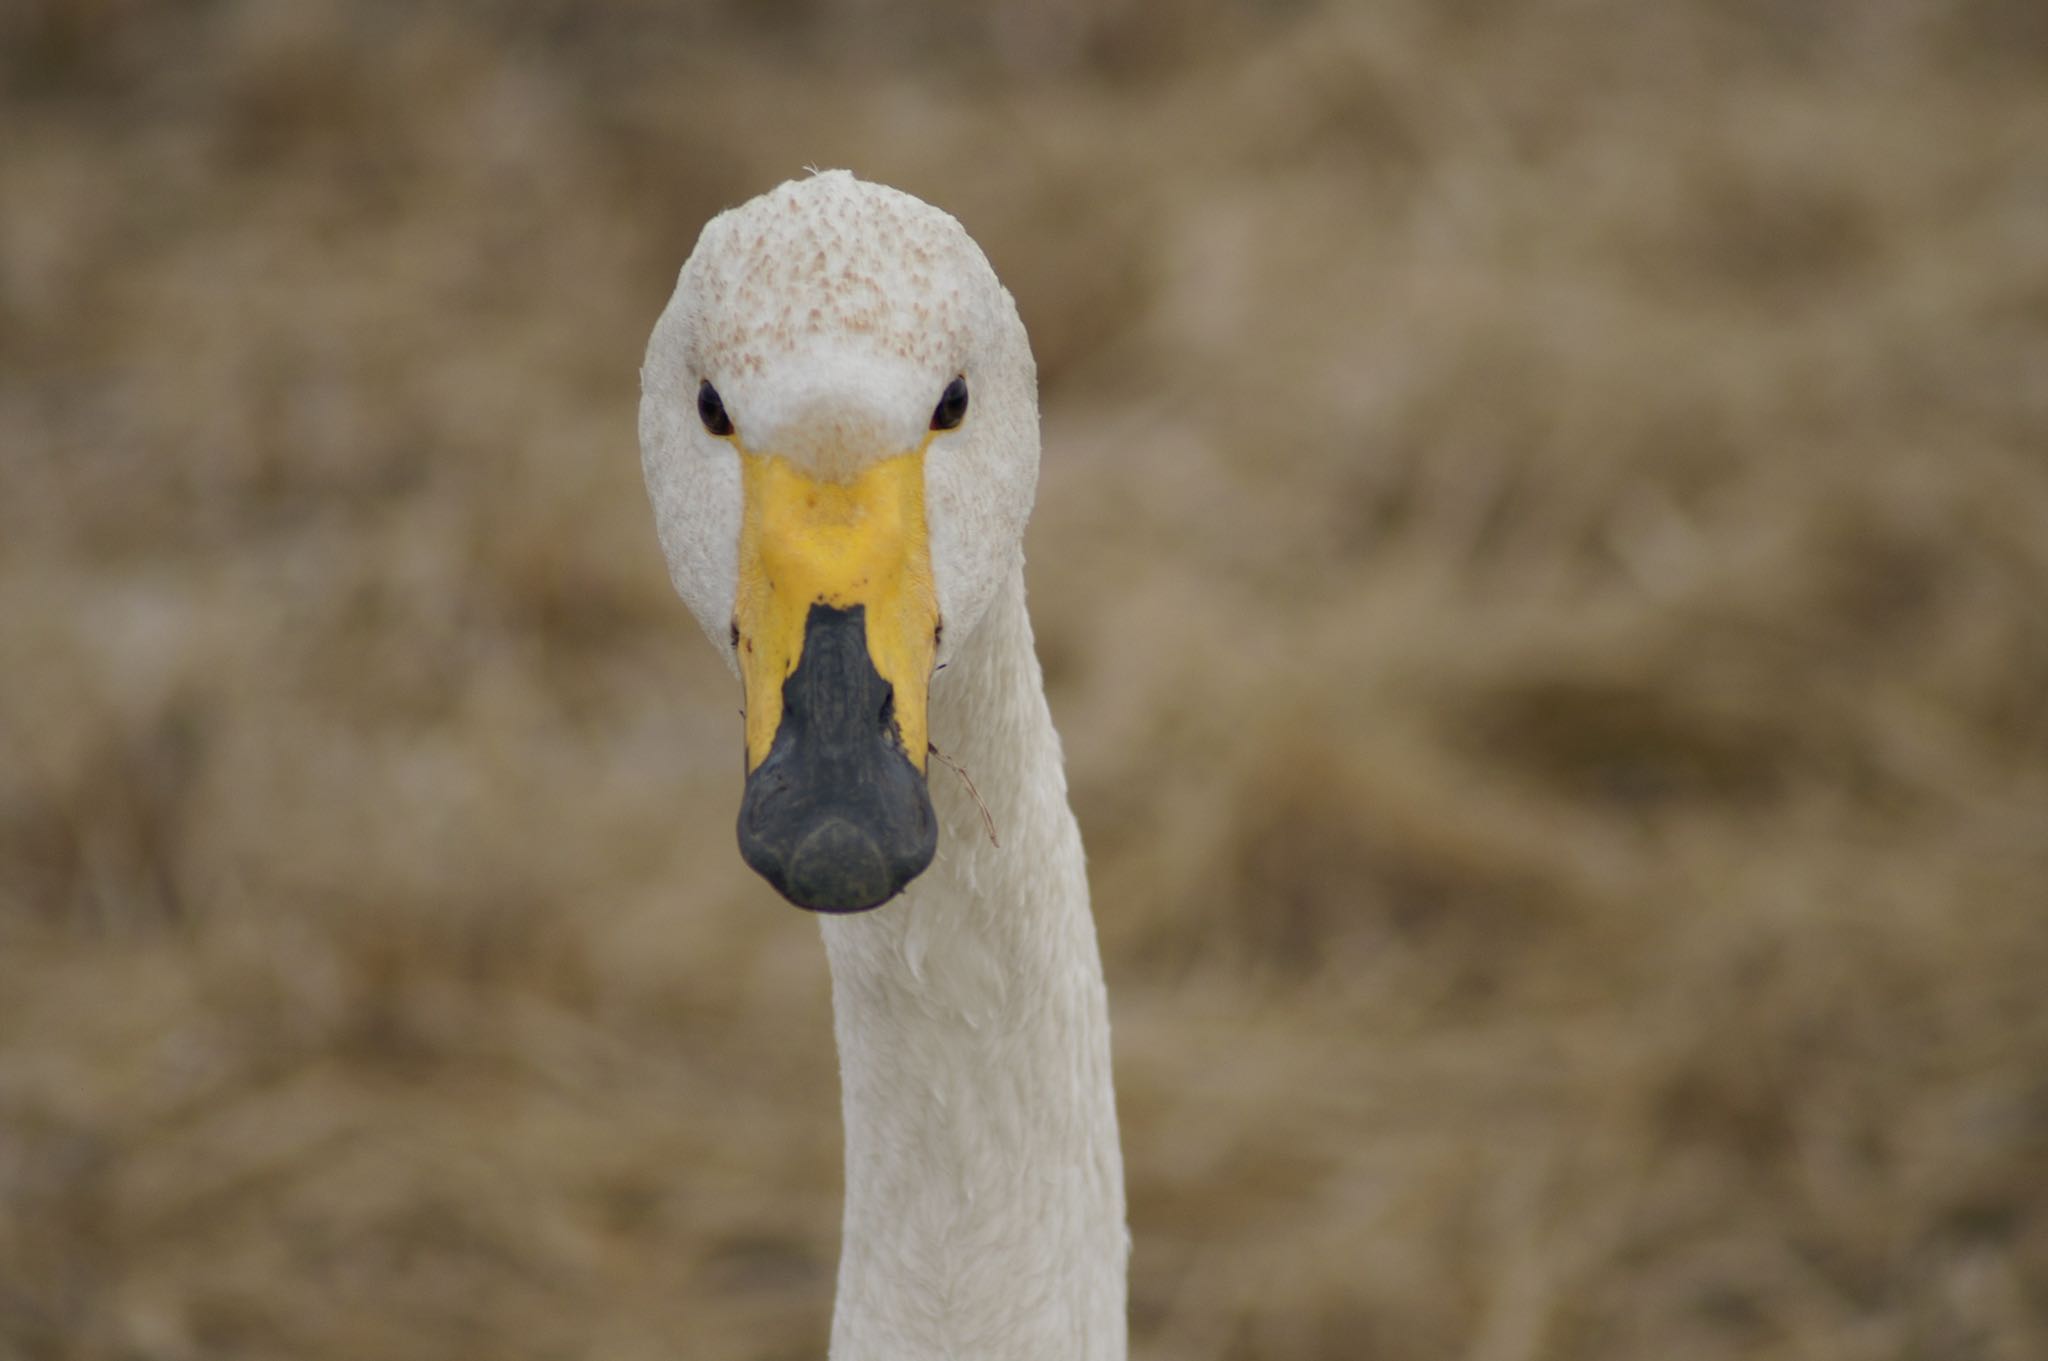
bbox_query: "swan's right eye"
[698,380,734,437]
[930,376,969,431]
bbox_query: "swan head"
[640,171,1040,914]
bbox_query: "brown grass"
[3,1,2047,1357]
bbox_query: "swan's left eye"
[698,380,734,437]
[930,376,969,431]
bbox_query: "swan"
[638,171,1128,1361]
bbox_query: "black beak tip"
[740,809,936,914]
[735,602,940,915]
[786,817,897,913]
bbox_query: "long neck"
[818,562,1127,1361]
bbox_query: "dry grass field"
[3,1,2047,1357]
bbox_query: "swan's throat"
[821,569,1129,1361]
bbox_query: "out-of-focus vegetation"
[2,1,2045,1357]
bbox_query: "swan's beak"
[731,450,940,913]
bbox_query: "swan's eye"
[698,380,734,437]
[930,376,969,432]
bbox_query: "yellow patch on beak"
[734,447,939,773]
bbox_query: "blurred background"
[3,1,2046,1357]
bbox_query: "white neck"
[818,562,1127,1361]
